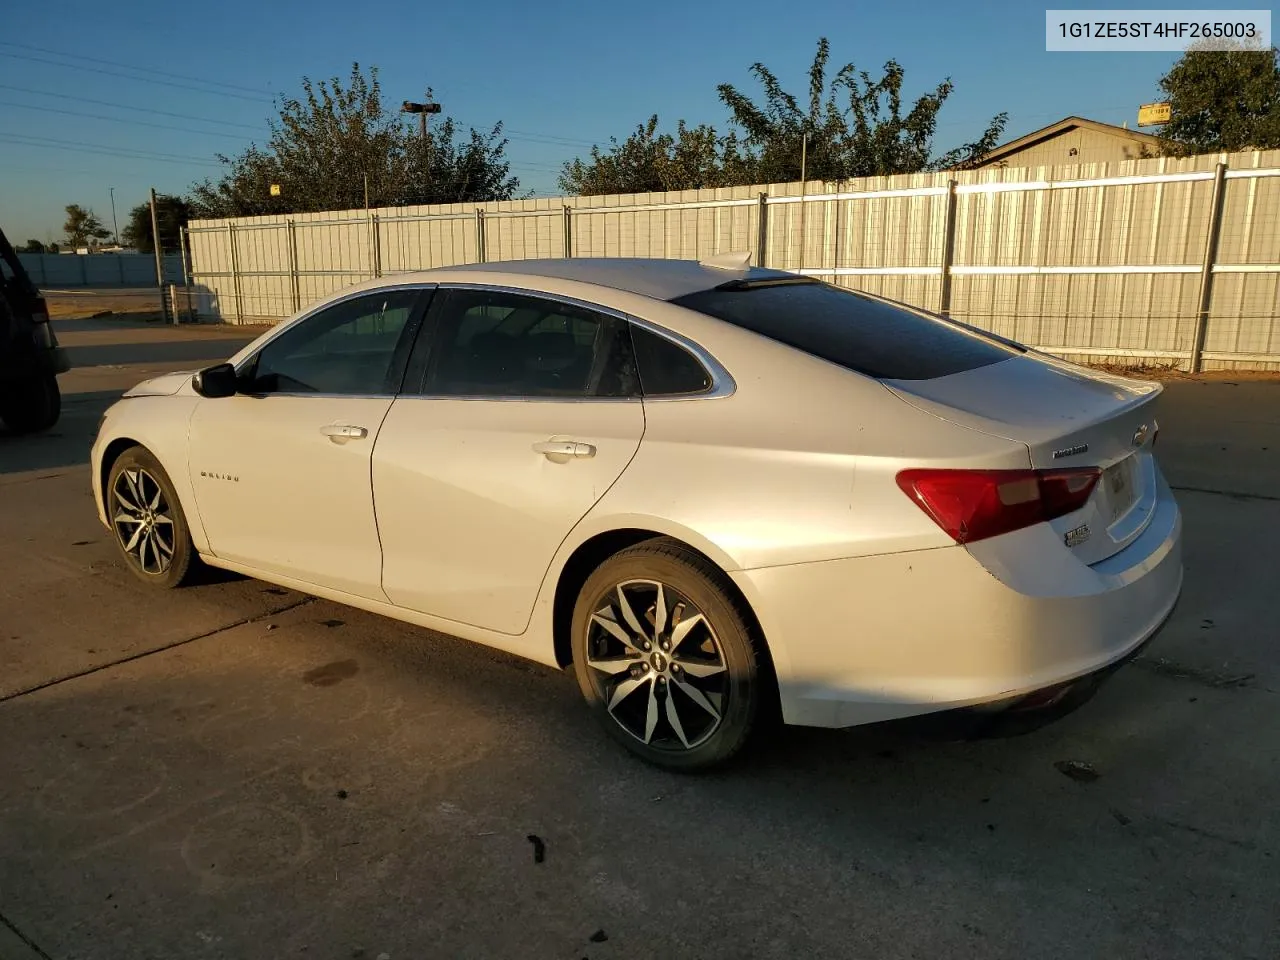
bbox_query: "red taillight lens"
[896,467,1101,544]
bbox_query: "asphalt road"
[1,315,1278,960]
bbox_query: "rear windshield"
[670,280,1018,380]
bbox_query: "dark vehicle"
[0,228,69,433]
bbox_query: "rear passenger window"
[631,325,713,396]
[422,289,639,399]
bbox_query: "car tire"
[106,446,198,588]
[571,537,766,771]
[0,372,61,434]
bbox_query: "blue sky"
[1,0,1191,243]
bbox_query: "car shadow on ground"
[64,339,253,368]
[0,389,120,476]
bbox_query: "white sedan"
[91,255,1183,769]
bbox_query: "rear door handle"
[320,423,368,440]
[532,439,596,461]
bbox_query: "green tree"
[560,38,1007,194]
[122,195,193,254]
[716,38,1007,181]
[559,116,751,195]
[1157,41,1280,154]
[189,64,518,218]
[18,239,47,253]
[63,204,110,248]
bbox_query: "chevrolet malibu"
[90,256,1183,769]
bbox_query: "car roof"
[395,257,798,301]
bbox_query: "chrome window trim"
[416,281,736,402]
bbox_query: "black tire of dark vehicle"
[571,538,766,771]
[0,372,60,433]
[106,446,197,588]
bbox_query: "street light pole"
[109,186,119,246]
[401,91,442,191]
[401,91,440,139]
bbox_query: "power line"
[0,51,275,103]
[0,83,266,130]
[0,162,137,177]
[0,41,273,96]
[0,132,223,167]
[0,100,255,141]
[504,128,604,147]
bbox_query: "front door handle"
[321,423,368,441]
[532,439,596,462]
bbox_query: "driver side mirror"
[192,363,240,398]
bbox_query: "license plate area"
[1103,455,1138,526]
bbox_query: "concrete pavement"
[0,315,1277,959]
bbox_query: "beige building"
[967,116,1166,169]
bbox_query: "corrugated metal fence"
[19,253,184,288]
[186,149,1280,371]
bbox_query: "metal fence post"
[938,179,959,317]
[178,226,194,321]
[150,188,171,323]
[563,205,572,257]
[1190,161,1229,373]
[227,223,243,323]
[475,209,486,263]
[369,213,382,278]
[286,220,300,313]
[756,192,769,268]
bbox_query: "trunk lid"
[883,352,1162,564]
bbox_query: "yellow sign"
[1138,102,1171,127]
[269,183,282,196]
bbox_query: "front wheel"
[106,446,198,588]
[571,538,766,771]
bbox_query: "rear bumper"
[0,345,69,378]
[731,473,1183,729]
[48,345,71,375]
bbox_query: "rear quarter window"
[631,325,712,396]
[670,281,1017,380]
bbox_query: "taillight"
[896,467,1101,544]
[30,297,54,348]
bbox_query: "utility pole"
[149,187,170,323]
[108,186,119,246]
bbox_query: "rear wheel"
[0,372,60,433]
[571,538,765,771]
[106,446,197,588]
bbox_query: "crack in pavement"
[0,597,314,706]
[0,910,53,960]
[1132,655,1256,689]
